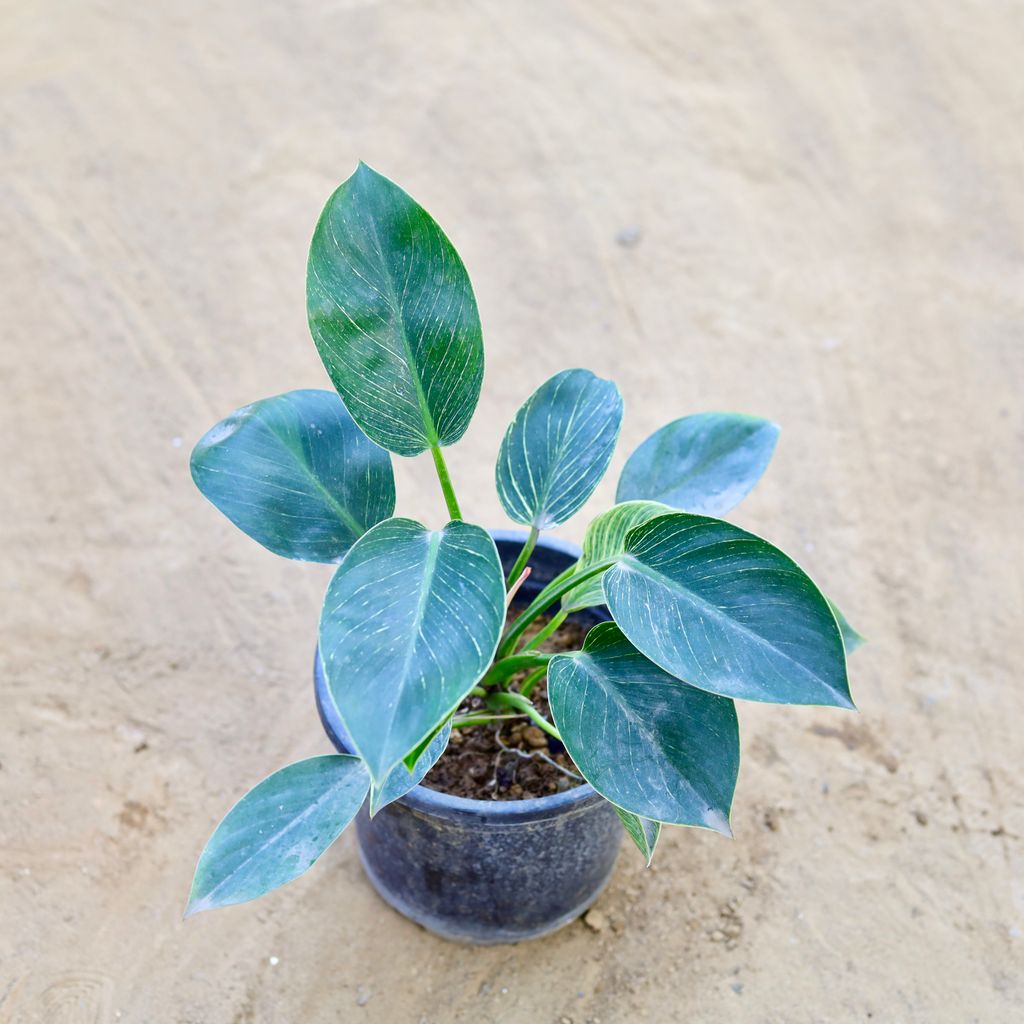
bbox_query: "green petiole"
[517,665,547,699]
[498,560,612,657]
[519,608,567,654]
[505,525,540,588]
[481,652,552,689]
[430,445,462,521]
[486,691,561,739]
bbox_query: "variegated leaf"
[187,755,369,915]
[604,513,854,707]
[617,412,779,516]
[307,163,483,456]
[319,518,504,784]
[496,369,623,529]
[548,623,738,832]
[190,390,395,562]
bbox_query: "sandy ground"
[3,1,1023,1021]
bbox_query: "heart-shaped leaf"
[548,623,738,832]
[186,754,369,916]
[496,369,623,529]
[561,500,672,612]
[369,719,452,816]
[306,163,483,457]
[613,806,662,865]
[190,390,395,562]
[319,518,505,784]
[604,513,853,707]
[617,413,779,516]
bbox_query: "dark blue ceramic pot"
[314,530,622,945]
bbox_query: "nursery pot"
[314,530,623,945]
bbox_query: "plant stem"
[498,560,613,658]
[505,525,539,588]
[451,712,525,729]
[486,691,561,739]
[520,609,567,654]
[518,665,547,699]
[497,561,574,651]
[430,445,462,521]
[481,652,552,689]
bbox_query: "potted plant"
[185,163,862,943]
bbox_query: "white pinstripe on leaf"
[307,163,483,457]
[617,412,779,516]
[548,622,738,833]
[604,513,854,708]
[496,369,623,529]
[190,389,395,562]
[318,517,504,784]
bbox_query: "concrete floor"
[2,1,1022,1021]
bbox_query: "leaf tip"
[183,895,209,920]
[832,688,858,712]
[367,789,386,818]
[705,807,733,838]
[353,159,385,186]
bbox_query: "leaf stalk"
[506,525,539,588]
[430,445,462,521]
[498,560,612,657]
[486,691,561,739]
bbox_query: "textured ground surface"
[3,2,1023,1021]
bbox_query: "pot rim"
[315,528,608,825]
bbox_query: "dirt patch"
[422,613,589,800]
[4,3,1024,1021]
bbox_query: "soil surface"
[3,3,1023,1022]
[423,614,587,800]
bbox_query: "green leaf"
[306,163,483,457]
[617,413,779,516]
[190,390,395,562]
[828,598,865,654]
[496,369,623,529]
[561,500,672,612]
[613,806,662,865]
[370,719,451,816]
[319,517,505,784]
[186,755,369,916]
[548,623,738,832]
[604,513,854,708]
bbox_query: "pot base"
[356,839,615,946]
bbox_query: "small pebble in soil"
[523,726,548,749]
[268,956,279,966]
[583,909,607,932]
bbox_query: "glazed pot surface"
[315,530,623,944]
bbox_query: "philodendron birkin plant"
[185,163,862,916]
